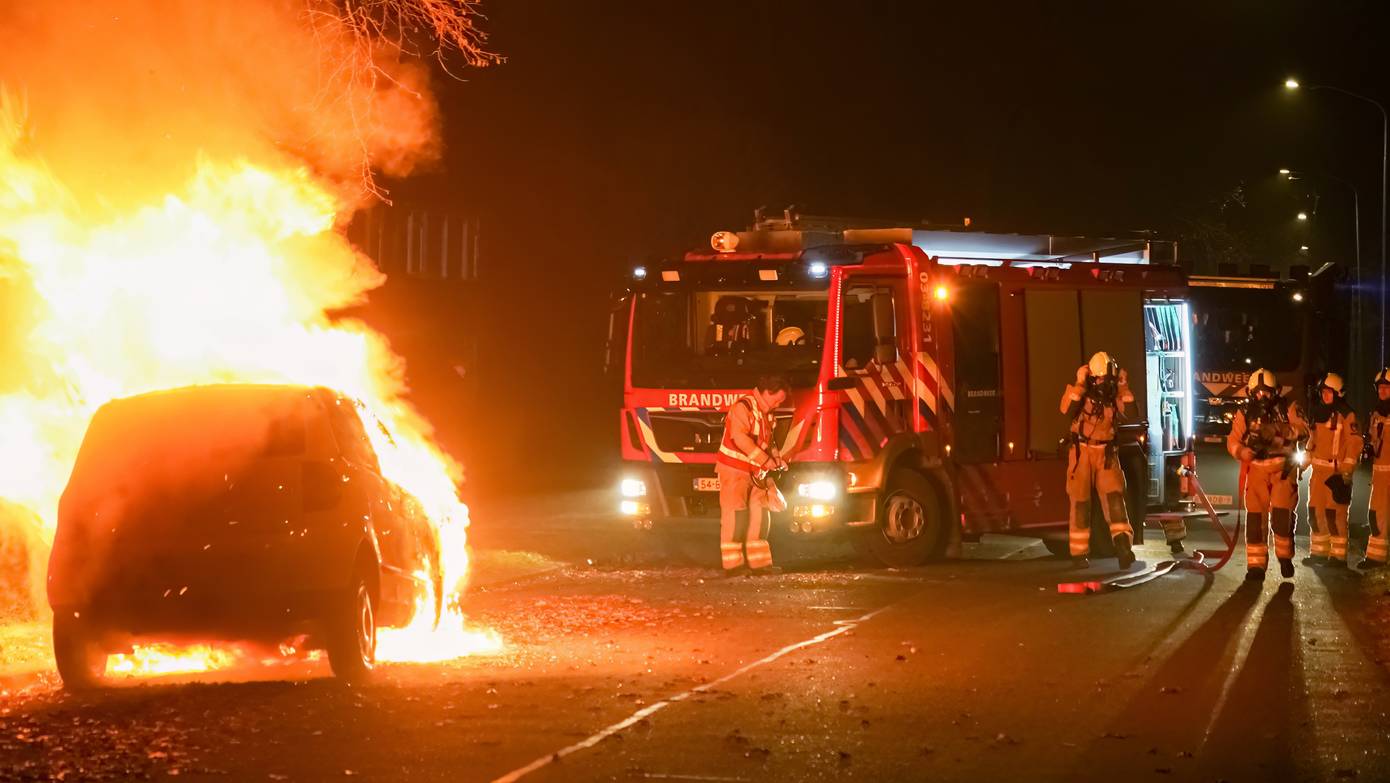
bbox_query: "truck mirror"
[872,292,895,340]
[872,292,897,364]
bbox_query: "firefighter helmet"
[1247,368,1278,394]
[1320,372,1346,396]
[1088,351,1117,378]
[1375,368,1390,387]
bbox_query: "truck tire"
[326,571,377,684]
[53,614,106,691]
[861,469,945,568]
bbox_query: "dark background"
[363,0,1390,501]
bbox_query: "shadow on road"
[1070,579,1265,780]
[1196,581,1303,780]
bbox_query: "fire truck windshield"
[630,289,828,388]
[1191,288,1303,374]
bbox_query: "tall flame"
[0,89,499,669]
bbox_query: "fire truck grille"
[646,412,724,454]
[646,411,793,455]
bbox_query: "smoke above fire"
[0,0,501,664]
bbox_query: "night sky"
[384,1,1390,496]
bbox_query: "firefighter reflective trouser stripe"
[1368,466,1390,564]
[1308,463,1350,561]
[716,464,773,570]
[745,514,773,570]
[1066,444,1132,556]
[1245,461,1298,569]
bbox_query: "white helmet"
[1375,368,1390,387]
[1247,368,1278,394]
[1088,351,1116,378]
[1320,372,1345,396]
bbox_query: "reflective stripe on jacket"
[716,395,774,473]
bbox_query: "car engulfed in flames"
[48,384,453,686]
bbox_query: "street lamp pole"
[1282,169,1362,372]
[1287,79,1389,365]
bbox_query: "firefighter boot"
[1245,567,1266,581]
[1361,559,1388,571]
[1279,559,1295,579]
[1169,541,1185,556]
[1114,534,1136,570]
[1071,557,1090,569]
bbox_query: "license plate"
[1206,494,1233,507]
[693,477,721,492]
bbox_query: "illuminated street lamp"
[1285,76,1389,363]
[1280,166,1366,385]
[1297,212,1309,221]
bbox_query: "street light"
[1297,212,1309,221]
[1284,76,1389,364]
[1278,168,1363,374]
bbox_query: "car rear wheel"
[860,469,945,568]
[326,573,376,683]
[53,614,107,691]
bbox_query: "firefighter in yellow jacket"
[1060,351,1136,570]
[1305,373,1362,567]
[1361,369,1390,570]
[1227,369,1309,580]
[714,375,789,575]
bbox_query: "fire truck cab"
[610,214,1194,565]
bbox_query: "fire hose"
[1057,462,1246,594]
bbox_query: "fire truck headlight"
[796,480,837,501]
[633,266,647,280]
[620,478,647,498]
[619,499,651,516]
[808,261,828,278]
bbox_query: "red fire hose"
[1057,463,1245,594]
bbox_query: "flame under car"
[47,384,443,688]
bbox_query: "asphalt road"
[3,491,1390,782]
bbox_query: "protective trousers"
[1066,444,1133,557]
[1308,463,1350,561]
[715,464,773,571]
[1158,516,1187,547]
[1368,467,1390,564]
[1245,461,1298,570]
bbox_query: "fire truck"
[608,213,1195,565]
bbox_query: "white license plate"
[693,477,721,492]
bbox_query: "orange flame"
[0,89,500,670]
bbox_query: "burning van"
[47,384,443,688]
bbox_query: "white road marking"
[488,605,893,783]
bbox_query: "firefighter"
[1060,351,1136,570]
[1227,368,1309,580]
[1305,373,1362,567]
[1361,369,1390,570]
[714,374,789,575]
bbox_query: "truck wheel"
[862,469,944,568]
[326,572,377,684]
[53,614,106,691]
